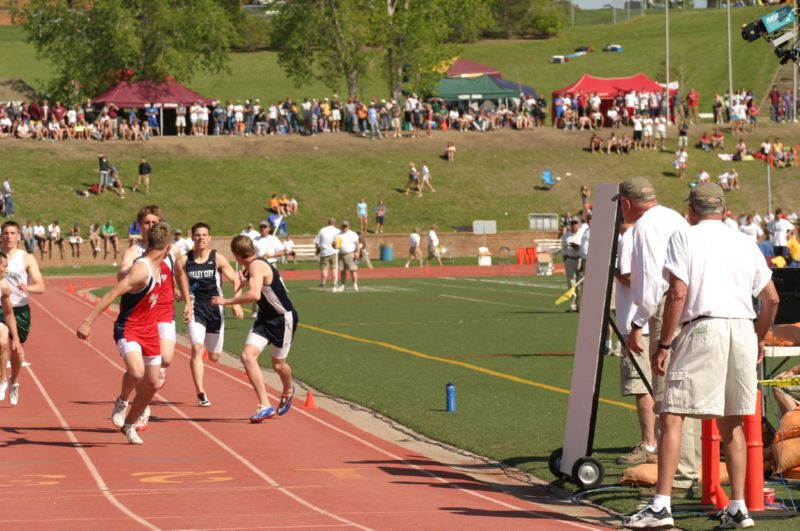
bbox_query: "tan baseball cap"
[613,177,656,201]
[686,183,724,210]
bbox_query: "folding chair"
[536,248,554,275]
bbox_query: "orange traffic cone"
[203,349,209,361]
[81,292,89,301]
[241,371,250,382]
[301,390,319,410]
[66,282,75,294]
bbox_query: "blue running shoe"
[277,386,295,416]
[249,406,275,424]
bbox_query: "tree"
[521,0,566,38]
[491,0,532,38]
[271,0,374,99]
[377,1,491,101]
[12,0,237,102]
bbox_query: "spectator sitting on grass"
[590,133,603,154]
[697,132,711,152]
[733,138,748,161]
[711,128,725,149]
[606,133,621,155]
[68,223,83,258]
[619,134,632,154]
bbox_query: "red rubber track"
[1,275,599,531]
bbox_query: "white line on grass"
[439,294,532,308]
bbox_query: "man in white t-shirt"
[253,221,284,265]
[771,213,794,257]
[314,218,340,290]
[335,221,360,292]
[404,227,422,268]
[240,223,259,241]
[427,224,442,266]
[617,177,700,492]
[625,183,778,529]
[739,215,763,242]
[171,229,192,256]
[615,222,656,466]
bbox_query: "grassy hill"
[1,6,797,238]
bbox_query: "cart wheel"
[571,457,604,490]
[548,448,566,480]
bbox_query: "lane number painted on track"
[131,470,233,484]
[0,474,66,487]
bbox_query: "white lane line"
[408,280,557,298]
[59,290,598,530]
[24,366,160,531]
[33,297,371,531]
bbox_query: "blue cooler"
[380,244,393,261]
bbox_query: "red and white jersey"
[132,242,176,323]
[113,259,159,348]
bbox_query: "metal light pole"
[571,1,575,27]
[665,0,671,124]
[726,0,734,105]
[613,1,616,24]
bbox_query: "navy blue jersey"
[185,249,223,329]
[247,259,298,346]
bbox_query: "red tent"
[93,79,213,108]
[447,59,502,79]
[551,73,677,125]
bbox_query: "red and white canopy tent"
[446,59,502,79]
[551,73,678,123]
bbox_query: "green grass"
[92,274,800,529]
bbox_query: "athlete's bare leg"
[124,364,160,425]
[155,338,175,390]
[272,356,293,396]
[0,324,9,384]
[190,343,206,395]
[118,351,144,402]
[241,344,269,406]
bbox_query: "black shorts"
[0,304,31,343]
[252,310,298,346]
[633,130,642,141]
[192,302,223,334]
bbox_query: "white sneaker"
[0,380,7,401]
[135,406,151,432]
[122,424,143,445]
[9,384,19,406]
[353,283,359,291]
[111,398,128,428]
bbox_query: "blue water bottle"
[446,382,456,412]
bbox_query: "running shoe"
[718,508,755,529]
[277,386,295,416]
[111,397,128,428]
[622,504,673,529]
[616,443,658,465]
[122,424,143,445]
[135,406,151,432]
[9,384,19,406]
[249,405,276,423]
[0,380,7,401]
[353,283,359,292]
[198,392,211,407]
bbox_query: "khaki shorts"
[428,246,440,258]
[339,252,358,271]
[319,254,337,272]
[662,317,758,418]
[620,337,652,396]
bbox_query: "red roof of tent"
[447,59,502,79]
[93,80,214,107]
[552,73,675,99]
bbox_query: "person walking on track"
[77,222,172,445]
[176,222,243,408]
[213,235,298,423]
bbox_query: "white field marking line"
[408,280,557,298]
[461,278,564,290]
[60,291,599,530]
[33,298,372,531]
[438,294,531,309]
[24,366,160,531]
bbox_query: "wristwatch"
[657,342,672,350]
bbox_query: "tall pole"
[571,1,575,27]
[613,1,616,25]
[726,1,734,112]
[767,162,773,215]
[665,0,671,124]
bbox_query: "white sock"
[643,444,657,453]
[727,499,747,515]
[652,494,671,513]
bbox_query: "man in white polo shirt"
[618,177,700,494]
[314,218,340,291]
[427,224,442,267]
[253,221,284,265]
[625,183,778,529]
[335,221,360,292]
[739,214,763,242]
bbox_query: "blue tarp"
[493,78,537,98]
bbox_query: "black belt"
[681,315,712,327]
[565,256,580,260]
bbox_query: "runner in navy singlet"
[176,223,242,407]
[213,235,297,423]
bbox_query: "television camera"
[741,3,800,65]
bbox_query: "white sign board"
[472,220,497,235]
[559,183,620,476]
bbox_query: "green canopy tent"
[437,76,520,102]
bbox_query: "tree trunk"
[347,70,359,100]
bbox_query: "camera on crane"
[741,4,800,65]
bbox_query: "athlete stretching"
[176,223,242,407]
[0,221,45,406]
[77,223,171,445]
[116,205,191,429]
[212,235,297,423]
